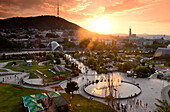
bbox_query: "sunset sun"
[90,17,112,34]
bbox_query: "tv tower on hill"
[57,0,60,17]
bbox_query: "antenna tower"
[57,0,59,17]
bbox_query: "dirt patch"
[0,84,10,86]
[26,89,33,91]
[51,86,64,90]
[12,85,23,89]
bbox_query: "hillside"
[0,15,83,30]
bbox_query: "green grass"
[61,93,109,112]
[0,73,19,76]
[0,69,8,72]
[0,84,47,112]
[55,70,70,76]
[19,62,53,70]
[0,60,24,63]
[6,66,23,72]
[39,69,55,78]
[28,72,39,79]
[0,60,11,62]
[4,62,24,72]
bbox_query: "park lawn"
[33,70,54,83]
[6,66,24,72]
[28,72,39,79]
[61,93,109,112]
[19,62,53,70]
[0,60,12,62]
[0,69,8,72]
[1,73,19,76]
[55,70,70,76]
[39,69,55,78]
[4,62,24,72]
[0,84,47,112]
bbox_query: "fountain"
[84,72,142,99]
[64,54,141,99]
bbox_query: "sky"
[0,0,170,35]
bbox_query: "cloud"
[104,0,155,14]
[67,2,92,13]
[0,0,43,8]
[0,11,14,18]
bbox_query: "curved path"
[161,85,170,104]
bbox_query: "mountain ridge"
[0,15,85,31]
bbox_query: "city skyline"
[0,0,170,35]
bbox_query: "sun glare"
[90,17,112,34]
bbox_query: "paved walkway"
[0,62,8,68]
[161,85,170,105]
[0,73,28,84]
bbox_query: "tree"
[63,38,68,42]
[27,42,34,48]
[155,99,170,112]
[17,41,25,49]
[134,66,151,78]
[35,34,43,38]
[135,55,142,62]
[39,44,46,48]
[7,34,17,39]
[65,81,79,95]
[53,52,60,58]
[63,42,76,48]
[2,53,6,60]
[27,54,35,60]
[122,61,133,72]
[105,46,111,51]
[123,42,137,49]
[87,57,96,66]
[104,95,111,106]
[145,44,166,50]
[79,39,90,49]
[116,56,122,62]
[46,33,59,38]
[0,36,13,50]
[46,53,54,60]
[55,58,61,64]
[96,44,104,51]
[43,52,47,57]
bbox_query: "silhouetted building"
[129,28,132,37]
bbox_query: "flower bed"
[53,76,63,80]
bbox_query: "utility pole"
[57,0,60,17]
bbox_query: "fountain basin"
[84,81,142,100]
